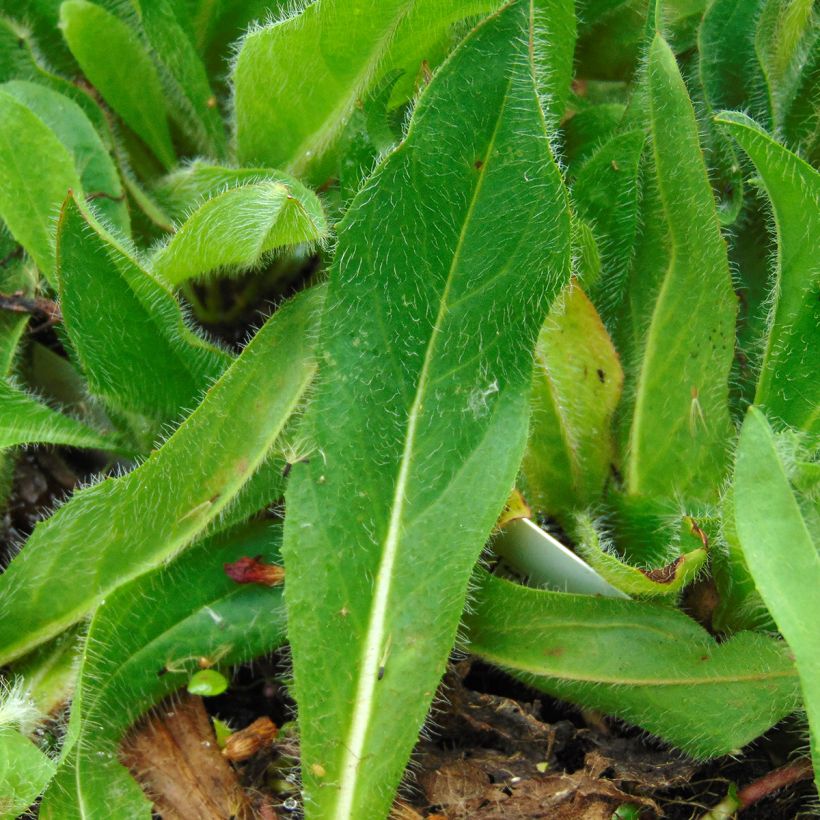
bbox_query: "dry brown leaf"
[120,693,251,820]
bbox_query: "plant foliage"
[0,0,816,817]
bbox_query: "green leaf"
[755,0,818,133]
[734,407,820,789]
[571,128,645,324]
[619,32,735,501]
[521,285,623,522]
[0,17,114,145]
[0,228,33,376]
[233,0,503,183]
[573,511,708,597]
[56,195,231,441]
[465,570,800,757]
[0,284,322,665]
[135,0,227,158]
[0,378,119,452]
[781,38,819,164]
[187,669,228,696]
[0,80,128,235]
[0,89,80,284]
[531,0,576,128]
[59,0,176,169]
[0,727,55,819]
[151,178,328,285]
[716,111,820,434]
[12,627,83,717]
[153,161,301,219]
[698,0,768,120]
[282,4,570,817]
[0,0,77,75]
[39,521,288,820]
[563,102,626,171]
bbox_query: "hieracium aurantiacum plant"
[0,0,817,817]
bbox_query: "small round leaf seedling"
[187,669,228,697]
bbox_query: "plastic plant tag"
[492,518,629,598]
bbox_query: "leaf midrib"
[332,75,514,820]
[478,648,798,686]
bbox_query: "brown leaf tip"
[222,717,278,762]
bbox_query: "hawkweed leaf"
[151,178,327,284]
[733,407,820,789]
[466,570,800,757]
[716,111,820,434]
[12,626,83,717]
[0,284,321,665]
[59,0,176,169]
[699,0,767,119]
[0,90,79,284]
[0,80,128,235]
[572,512,708,597]
[283,4,570,817]
[521,285,623,523]
[136,0,227,159]
[571,128,644,325]
[56,195,231,442]
[0,378,119,452]
[153,162,306,220]
[233,0,505,183]
[0,17,114,147]
[619,31,735,501]
[755,0,817,132]
[39,521,288,819]
[0,727,55,819]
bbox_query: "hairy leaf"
[0,80,128,235]
[56,196,231,441]
[283,4,570,817]
[39,521,288,819]
[59,0,176,169]
[698,0,767,120]
[151,178,327,284]
[0,727,55,819]
[233,0,504,183]
[734,407,820,788]
[0,284,321,665]
[0,90,79,284]
[0,378,118,452]
[136,0,226,158]
[572,128,644,324]
[755,0,818,132]
[717,111,820,434]
[466,571,800,757]
[572,512,708,597]
[619,32,735,501]
[13,627,83,717]
[521,285,623,523]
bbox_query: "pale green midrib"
[281,4,412,176]
[332,76,515,820]
[476,649,798,686]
